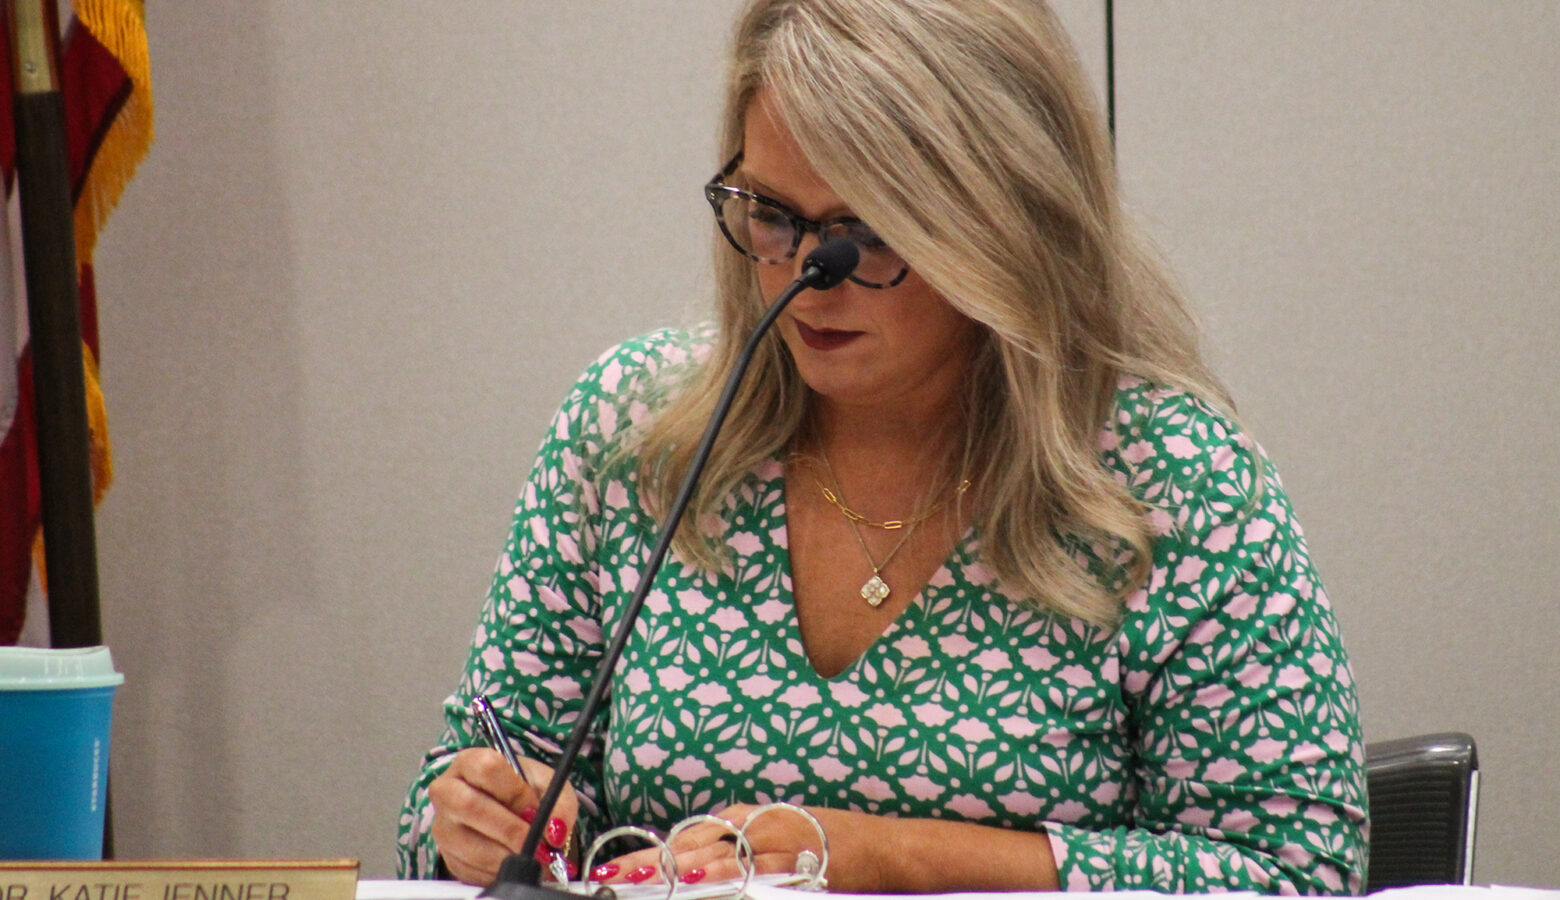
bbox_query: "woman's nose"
[790,232,826,283]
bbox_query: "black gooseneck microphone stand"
[480,239,861,900]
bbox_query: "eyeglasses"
[703,154,910,289]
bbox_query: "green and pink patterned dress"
[397,327,1367,893]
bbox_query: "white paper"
[356,881,483,900]
[747,891,1260,900]
[357,880,1560,900]
[354,874,810,900]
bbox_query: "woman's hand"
[589,804,882,892]
[428,748,579,886]
[590,804,1059,893]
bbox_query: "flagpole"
[6,0,104,651]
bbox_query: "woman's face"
[740,90,981,418]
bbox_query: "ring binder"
[564,803,828,900]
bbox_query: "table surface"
[354,880,1560,900]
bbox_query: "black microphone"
[480,239,859,900]
[798,237,859,290]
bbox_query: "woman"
[398,0,1367,893]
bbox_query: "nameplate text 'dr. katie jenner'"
[0,860,358,900]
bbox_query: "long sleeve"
[395,334,676,877]
[1048,382,1368,893]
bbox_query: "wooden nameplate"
[0,860,358,900]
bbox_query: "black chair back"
[1365,732,1479,891]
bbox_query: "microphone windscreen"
[803,239,860,290]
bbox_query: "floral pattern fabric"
[397,327,1368,894]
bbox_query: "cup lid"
[0,645,124,689]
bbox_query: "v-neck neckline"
[764,455,976,681]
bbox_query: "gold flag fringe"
[71,0,153,266]
[83,342,112,500]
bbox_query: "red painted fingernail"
[564,860,579,880]
[680,869,707,885]
[533,843,551,864]
[545,817,568,848]
[519,807,538,823]
[626,866,657,884]
[590,864,619,881]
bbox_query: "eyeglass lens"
[714,191,907,288]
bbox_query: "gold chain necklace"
[814,458,970,531]
[810,451,970,607]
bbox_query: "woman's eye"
[747,207,791,230]
[843,223,890,251]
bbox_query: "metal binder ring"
[738,803,829,891]
[580,825,678,900]
[666,814,754,899]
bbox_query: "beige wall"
[86,0,1554,886]
[1114,2,1560,888]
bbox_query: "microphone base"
[478,854,580,900]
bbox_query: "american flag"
[1,0,152,645]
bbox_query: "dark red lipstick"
[795,321,863,351]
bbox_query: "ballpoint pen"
[472,694,528,779]
[470,695,572,884]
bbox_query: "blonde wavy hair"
[637,0,1232,627]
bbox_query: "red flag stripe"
[0,352,39,644]
[64,22,131,213]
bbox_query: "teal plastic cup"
[0,645,123,860]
